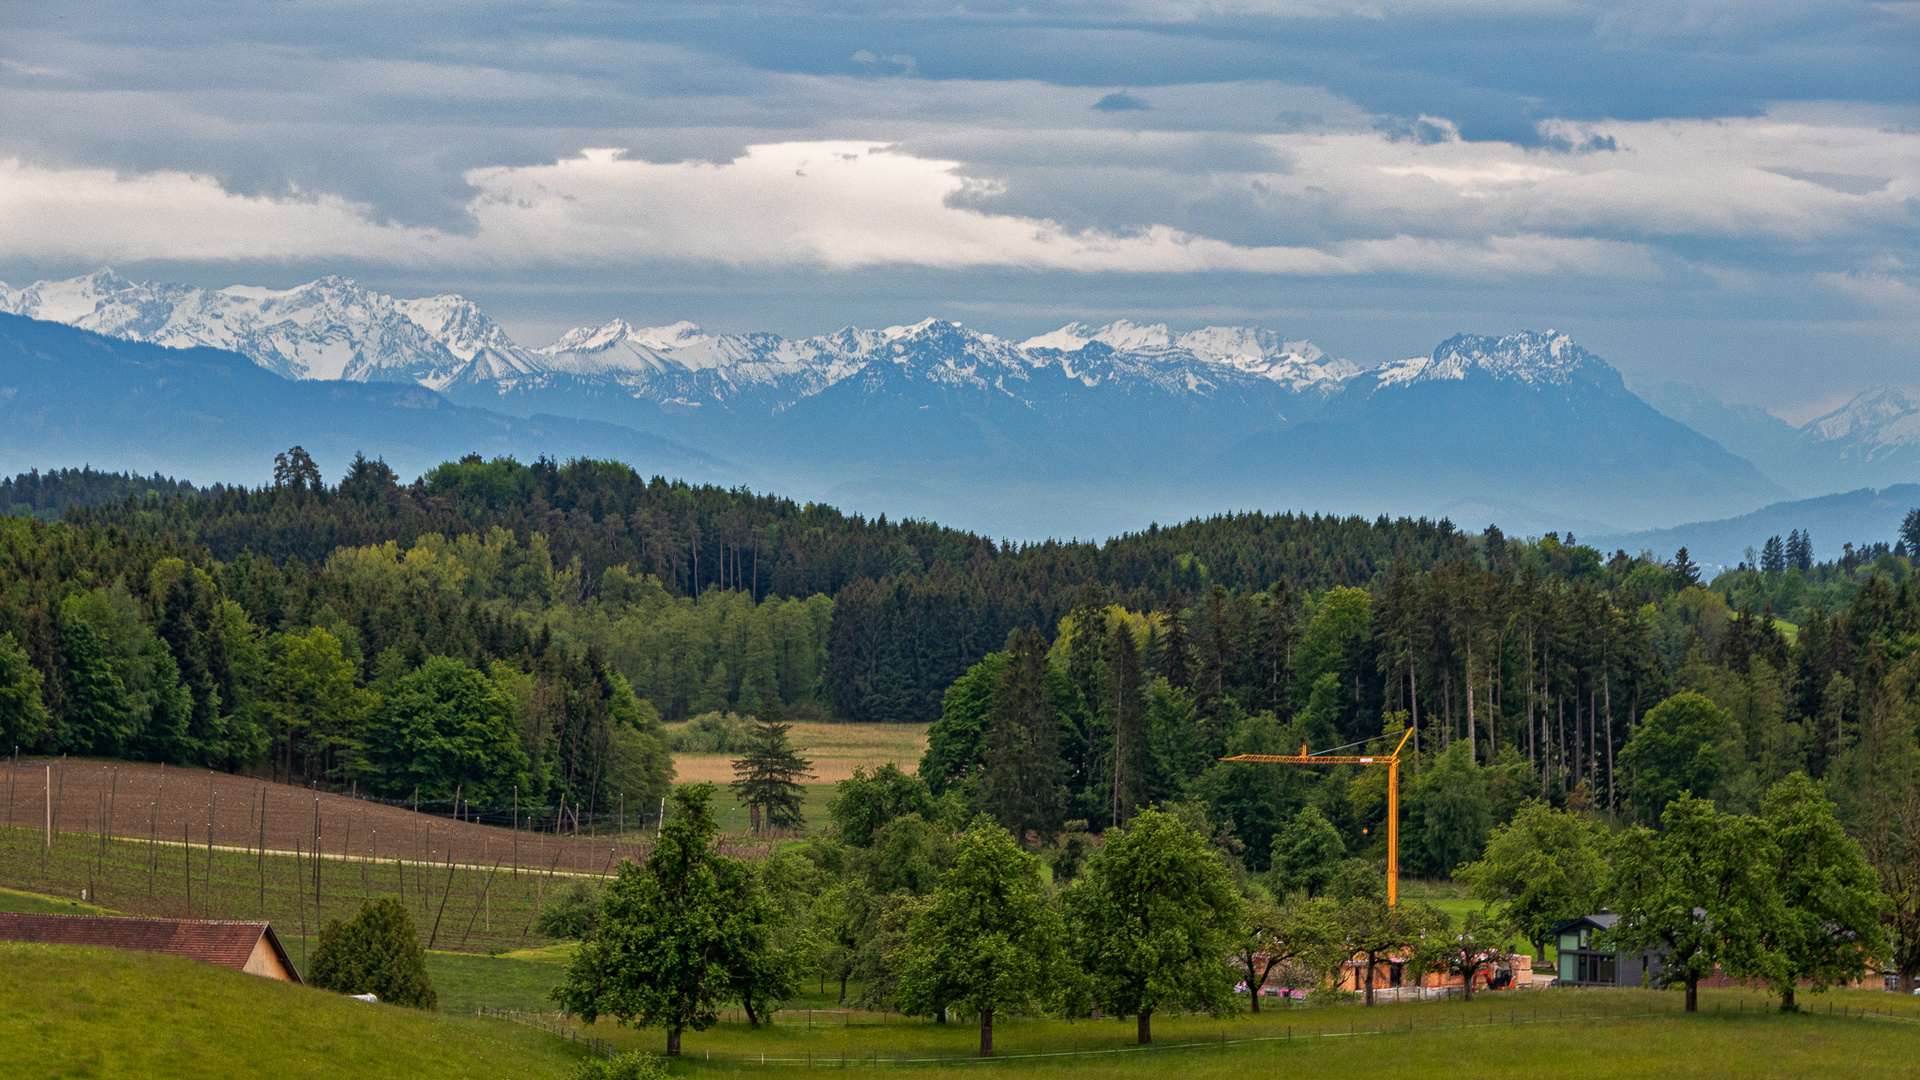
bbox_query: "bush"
[307,898,437,1009]
[570,1052,668,1080]
[535,879,603,940]
[668,711,748,753]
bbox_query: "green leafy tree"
[1336,896,1446,1006]
[1417,742,1492,875]
[1758,773,1888,1010]
[1268,806,1346,898]
[897,817,1060,1056]
[1231,893,1335,1012]
[1417,909,1509,1003]
[360,655,525,800]
[830,763,935,847]
[554,784,794,1053]
[1457,801,1606,963]
[0,631,49,751]
[1603,795,1780,1011]
[307,898,437,1009]
[1620,691,1744,821]
[264,626,377,784]
[1068,806,1243,1043]
[921,652,1007,795]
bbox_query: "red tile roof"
[0,913,301,982]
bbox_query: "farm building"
[0,913,302,983]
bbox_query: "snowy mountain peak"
[1373,331,1616,391]
[630,321,709,351]
[1808,387,1920,448]
[543,319,638,354]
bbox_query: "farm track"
[0,759,704,877]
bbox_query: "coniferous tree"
[1107,619,1150,827]
[976,628,1065,841]
[308,898,437,1009]
[1761,535,1787,575]
[730,701,814,834]
[1671,547,1700,588]
[1157,590,1193,690]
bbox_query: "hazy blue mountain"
[1587,484,1920,569]
[0,269,1832,539]
[1634,380,1803,481]
[0,313,734,490]
[1203,332,1791,532]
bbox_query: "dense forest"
[1,451,1916,887]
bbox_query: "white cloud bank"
[0,114,1911,283]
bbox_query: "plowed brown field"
[0,759,681,876]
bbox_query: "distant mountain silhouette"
[0,313,733,489]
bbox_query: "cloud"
[1092,92,1152,112]
[0,114,1911,289]
[0,141,1666,279]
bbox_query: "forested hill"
[6,452,1920,891]
[44,454,1472,726]
[2,467,207,521]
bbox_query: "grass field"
[13,929,1920,1078]
[0,942,588,1079]
[670,723,929,786]
[531,983,1920,1077]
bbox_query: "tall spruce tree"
[731,701,814,834]
[977,628,1066,841]
[1107,619,1149,827]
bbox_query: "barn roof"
[0,913,302,983]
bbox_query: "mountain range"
[2,268,1914,541]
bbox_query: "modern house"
[0,913,303,983]
[1551,913,1660,987]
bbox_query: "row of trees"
[558,767,1892,1061]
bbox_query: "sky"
[1,0,1916,418]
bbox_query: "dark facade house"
[0,913,303,982]
[1551,913,1660,987]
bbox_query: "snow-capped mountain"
[0,270,1358,416]
[1369,331,1615,390]
[1205,330,1790,532]
[0,269,1821,537]
[0,269,467,385]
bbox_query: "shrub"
[536,879,603,940]
[570,1052,668,1080]
[668,711,747,753]
[307,897,436,1009]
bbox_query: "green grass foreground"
[603,988,1920,1079]
[0,943,589,1079]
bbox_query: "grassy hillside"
[0,942,586,1079]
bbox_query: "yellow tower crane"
[1220,726,1416,906]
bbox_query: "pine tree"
[1107,619,1149,827]
[1902,510,1920,561]
[1761,535,1786,575]
[977,628,1065,841]
[730,702,814,833]
[1671,547,1700,588]
[1788,530,1814,571]
[1157,589,1192,690]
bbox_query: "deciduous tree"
[1068,807,1242,1043]
[897,817,1060,1055]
